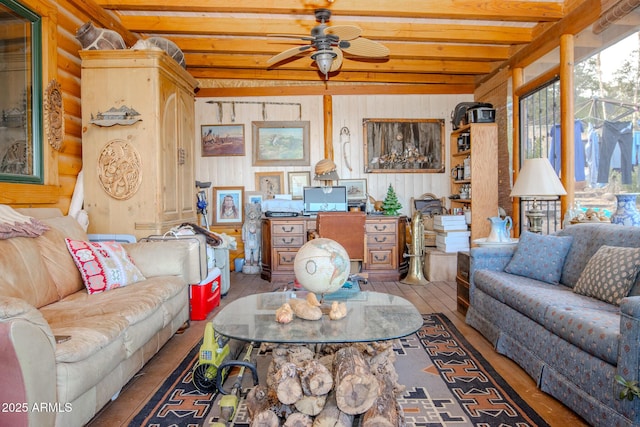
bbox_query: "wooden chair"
[316,211,366,271]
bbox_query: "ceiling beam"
[119,15,534,45]
[184,54,498,74]
[171,37,511,61]
[97,0,564,22]
[482,0,605,83]
[188,67,478,85]
[195,83,475,97]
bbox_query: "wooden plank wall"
[476,69,511,217]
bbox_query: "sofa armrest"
[619,296,640,363]
[617,296,640,416]
[125,239,204,284]
[469,246,516,285]
[0,297,57,427]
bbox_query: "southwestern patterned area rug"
[129,313,549,427]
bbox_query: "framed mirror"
[0,0,43,183]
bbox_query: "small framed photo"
[288,171,311,200]
[212,186,244,225]
[255,172,284,199]
[339,179,368,201]
[245,191,265,206]
[201,124,245,156]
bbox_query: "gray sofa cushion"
[556,223,640,290]
[543,305,620,365]
[504,231,573,284]
[474,269,621,364]
[573,245,640,305]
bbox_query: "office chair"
[316,211,366,273]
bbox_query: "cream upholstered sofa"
[0,207,205,427]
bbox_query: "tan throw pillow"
[573,245,640,305]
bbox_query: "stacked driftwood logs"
[246,341,406,427]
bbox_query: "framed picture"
[212,186,244,225]
[255,172,284,199]
[252,121,310,166]
[339,179,368,201]
[363,118,445,173]
[201,124,245,157]
[245,191,265,206]
[288,171,311,200]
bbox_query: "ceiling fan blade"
[267,45,312,65]
[268,34,314,41]
[329,48,343,72]
[340,37,389,57]
[324,25,362,41]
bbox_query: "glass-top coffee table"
[212,291,423,344]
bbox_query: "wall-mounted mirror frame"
[0,0,43,183]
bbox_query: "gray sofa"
[466,223,640,427]
[0,207,205,427]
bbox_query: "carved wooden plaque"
[97,139,142,200]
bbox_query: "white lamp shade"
[510,157,567,197]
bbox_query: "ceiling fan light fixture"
[311,49,337,78]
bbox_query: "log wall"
[0,0,137,214]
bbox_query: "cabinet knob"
[374,254,388,262]
[374,236,387,243]
[374,225,387,231]
[280,226,294,233]
[281,237,294,244]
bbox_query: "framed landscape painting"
[252,121,310,166]
[201,124,245,156]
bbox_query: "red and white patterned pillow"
[65,238,146,294]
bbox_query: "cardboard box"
[190,267,221,321]
[423,248,457,281]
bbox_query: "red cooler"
[190,267,221,320]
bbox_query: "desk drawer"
[272,223,304,235]
[367,233,396,246]
[366,221,396,234]
[366,248,396,269]
[273,248,298,270]
[272,234,305,247]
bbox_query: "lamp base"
[525,208,545,234]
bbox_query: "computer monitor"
[302,186,348,215]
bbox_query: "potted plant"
[615,375,640,401]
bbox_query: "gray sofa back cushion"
[556,223,640,293]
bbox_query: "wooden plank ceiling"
[94,0,573,92]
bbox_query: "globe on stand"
[293,238,350,298]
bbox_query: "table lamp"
[510,157,567,233]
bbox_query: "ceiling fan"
[266,9,389,79]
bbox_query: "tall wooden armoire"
[80,50,198,240]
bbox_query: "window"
[518,79,563,234]
[574,32,640,212]
[0,0,43,183]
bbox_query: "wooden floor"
[87,272,588,427]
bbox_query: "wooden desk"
[261,215,407,283]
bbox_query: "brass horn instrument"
[401,210,429,286]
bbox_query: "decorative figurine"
[242,202,262,274]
